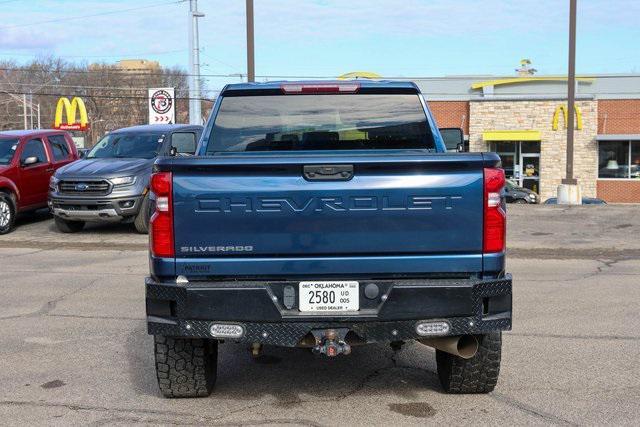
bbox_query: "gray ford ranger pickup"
[49,124,202,233]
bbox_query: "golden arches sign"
[552,104,582,131]
[54,97,89,131]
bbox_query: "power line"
[2,66,640,81]
[0,89,215,102]
[0,0,187,30]
[1,81,221,93]
[0,49,186,59]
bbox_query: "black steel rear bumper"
[146,275,512,347]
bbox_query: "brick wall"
[428,101,469,134]
[598,99,640,134]
[597,180,640,203]
[469,100,598,200]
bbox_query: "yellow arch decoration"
[338,71,382,80]
[54,97,89,130]
[471,76,594,90]
[552,104,583,131]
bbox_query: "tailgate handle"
[303,164,353,181]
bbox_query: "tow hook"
[311,328,351,357]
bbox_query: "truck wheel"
[154,335,218,398]
[54,216,85,233]
[0,193,16,235]
[436,332,501,394]
[134,193,151,234]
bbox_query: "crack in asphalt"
[0,248,45,259]
[0,399,325,427]
[508,332,640,341]
[47,313,144,321]
[491,392,577,425]
[0,277,101,321]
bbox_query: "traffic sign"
[148,88,175,125]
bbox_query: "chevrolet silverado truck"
[146,81,512,397]
[49,124,202,233]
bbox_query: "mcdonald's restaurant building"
[417,75,640,203]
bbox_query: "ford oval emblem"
[75,183,89,191]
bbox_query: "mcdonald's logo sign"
[552,104,582,131]
[54,97,89,131]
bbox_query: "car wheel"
[134,193,151,234]
[0,193,16,235]
[54,216,85,233]
[514,199,528,204]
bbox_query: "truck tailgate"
[169,153,486,275]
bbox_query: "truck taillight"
[483,168,506,253]
[150,172,174,258]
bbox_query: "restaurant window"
[598,140,639,179]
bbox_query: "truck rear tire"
[134,193,150,234]
[154,335,218,398]
[436,332,501,394]
[54,216,85,233]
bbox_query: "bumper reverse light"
[415,321,450,336]
[209,323,245,339]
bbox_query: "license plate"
[299,281,359,312]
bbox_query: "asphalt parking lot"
[1,205,639,425]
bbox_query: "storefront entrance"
[490,141,541,194]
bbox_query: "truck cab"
[144,81,512,397]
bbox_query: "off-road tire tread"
[436,332,501,394]
[154,335,217,398]
[54,216,85,233]
[134,193,150,234]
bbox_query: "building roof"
[412,73,640,101]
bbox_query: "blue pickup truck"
[145,80,512,397]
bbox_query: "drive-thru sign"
[148,88,175,124]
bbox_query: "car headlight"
[110,176,136,186]
[49,175,59,190]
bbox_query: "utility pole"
[188,0,204,125]
[564,0,577,185]
[22,94,27,130]
[246,0,255,82]
[558,0,581,204]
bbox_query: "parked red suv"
[0,130,79,234]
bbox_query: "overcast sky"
[1,0,639,93]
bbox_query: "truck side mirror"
[21,156,39,167]
[439,128,465,152]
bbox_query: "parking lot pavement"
[1,205,639,425]
[0,248,638,426]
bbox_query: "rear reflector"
[483,168,506,253]
[149,171,174,258]
[281,83,360,94]
[210,323,245,338]
[415,321,450,336]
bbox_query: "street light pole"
[188,0,204,125]
[246,0,255,82]
[564,0,578,186]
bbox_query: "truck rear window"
[207,94,434,153]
